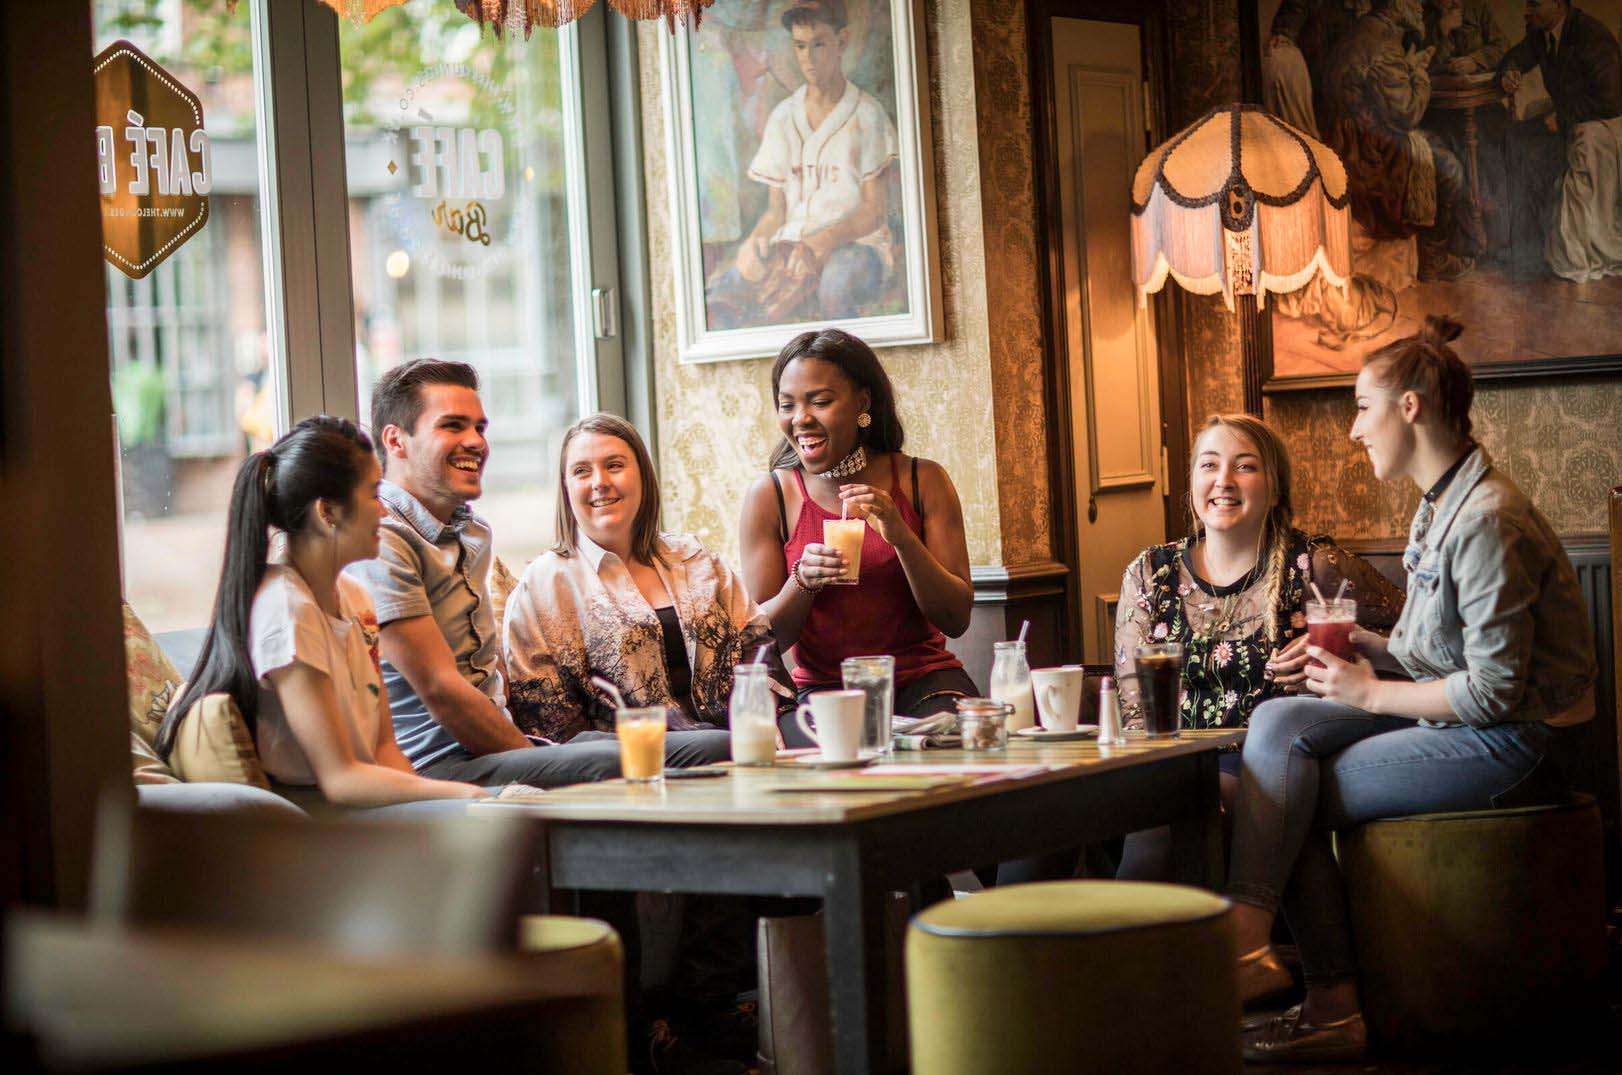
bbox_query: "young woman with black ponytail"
[156,416,487,808]
[1229,316,1597,1062]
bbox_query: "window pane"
[94,0,277,631]
[342,1,580,568]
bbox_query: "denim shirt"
[1388,447,1596,727]
[344,480,506,767]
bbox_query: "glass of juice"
[1305,597,1357,668]
[1133,643,1183,739]
[821,517,866,585]
[615,706,667,784]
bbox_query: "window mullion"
[255,0,356,426]
[561,7,625,420]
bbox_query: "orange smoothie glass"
[615,706,667,784]
[822,518,866,585]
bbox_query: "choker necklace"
[822,445,867,480]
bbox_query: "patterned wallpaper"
[967,1,1053,567]
[1170,0,1621,540]
[635,0,1015,568]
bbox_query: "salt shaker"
[1097,676,1126,746]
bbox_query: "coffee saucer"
[786,755,877,770]
[1013,725,1099,742]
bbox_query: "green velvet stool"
[906,881,1240,1074]
[1340,795,1607,1056]
[516,915,627,1074]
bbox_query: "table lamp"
[1130,103,1350,414]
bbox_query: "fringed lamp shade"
[1128,103,1351,414]
[226,0,412,19]
[454,0,715,34]
[315,1,410,21]
[1130,103,1350,312]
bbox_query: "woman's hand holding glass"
[1348,625,1389,661]
[1302,644,1380,711]
[1265,634,1312,689]
[795,542,849,591]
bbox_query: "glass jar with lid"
[956,697,1010,751]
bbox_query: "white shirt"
[250,564,385,786]
[747,80,899,269]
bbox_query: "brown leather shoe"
[1242,1004,1367,1064]
[1236,945,1294,1006]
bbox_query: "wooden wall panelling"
[1,1,131,908]
[1026,0,1185,663]
[949,564,1071,691]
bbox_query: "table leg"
[1463,104,1485,243]
[822,843,891,1075]
[1169,750,1225,890]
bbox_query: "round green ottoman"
[906,881,1240,1075]
[1340,795,1606,1055]
[516,915,627,1074]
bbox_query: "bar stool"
[906,880,1240,1074]
[1340,795,1607,1055]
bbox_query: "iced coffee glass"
[615,706,666,784]
[822,517,866,585]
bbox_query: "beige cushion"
[168,692,270,789]
[489,554,519,629]
[130,730,181,786]
[122,603,181,750]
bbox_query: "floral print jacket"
[1113,530,1405,729]
[505,532,787,742]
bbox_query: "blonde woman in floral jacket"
[506,413,790,744]
[1112,414,1402,879]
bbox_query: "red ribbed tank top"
[781,455,963,689]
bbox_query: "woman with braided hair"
[1231,316,1597,1063]
[1113,413,1403,880]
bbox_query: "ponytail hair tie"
[259,451,277,497]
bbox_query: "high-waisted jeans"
[1225,697,1577,986]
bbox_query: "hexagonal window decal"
[92,40,214,280]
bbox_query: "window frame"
[259,0,628,431]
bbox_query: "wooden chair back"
[89,796,532,958]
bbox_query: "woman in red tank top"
[739,329,979,732]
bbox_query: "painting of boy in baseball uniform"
[705,0,902,329]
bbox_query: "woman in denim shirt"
[1230,316,1597,1063]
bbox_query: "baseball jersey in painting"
[747,81,899,270]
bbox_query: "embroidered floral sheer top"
[1113,530,1406,729]
[505,532,788,742]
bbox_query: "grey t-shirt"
[345,480,509,768]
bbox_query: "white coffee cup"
[1031,665,1086,732]
[794,689,866,761]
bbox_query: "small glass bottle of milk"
[729,663,779,766]
[988,641,1035,733]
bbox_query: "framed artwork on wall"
[1248,0,1622,390]
[660,0,942,363]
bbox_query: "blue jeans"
[1226,697,1575,985]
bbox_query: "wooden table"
[1428,73,1507,244]
[476,729,1244,1075]
[5,912,606,1071]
